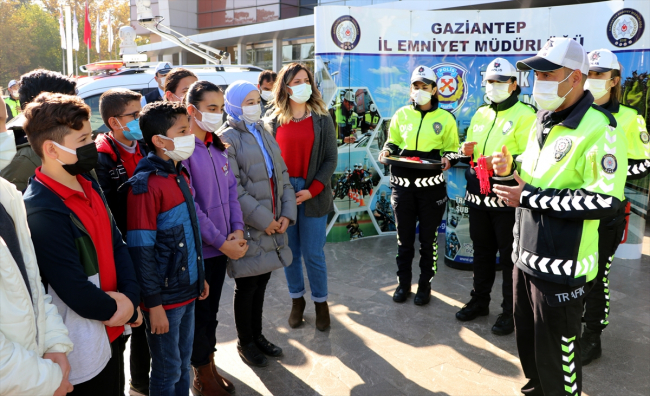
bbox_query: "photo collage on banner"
[314,1,650,261]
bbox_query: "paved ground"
[125,233,650,396]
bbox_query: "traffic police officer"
[140,62,172,106]
[5,80,20,121]
[493,37,628,395]
[580,48,650,365]
[363,102,380,132]
[378,65,460,306]
[334,90,360,144]
[455,58,537,336]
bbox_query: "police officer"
[378,65,460,306]
[580,49,650,365]
[362,102,380,133]
[492,37,628,395]
[455,58,537,336]
[5,80,20,121]
[334,90,360,144]
[140,62,172,106]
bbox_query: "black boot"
[455,299,489,321]
[414,283,431,306]
[491,313,515,335]
[580,326,602,366]
[254,335,283,357]
[392,284,411,303]
[237,342,268,367]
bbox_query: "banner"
[314,1,649,256]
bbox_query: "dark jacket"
[182,135,245,259]
[143,89,162,105]
[23,173,140,322]
[124,153,205,308]
[264,112,338,218]
[0,141,40,192]
[95,133,148,236]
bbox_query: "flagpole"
[62,49,65,74]
[65,5,73,76]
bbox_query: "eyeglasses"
[116,111,140,120]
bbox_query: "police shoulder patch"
[433,122,443,134]
[553,137,572,162]
[640,130,649,144]
[502,121,514,135]
[601,154,618,174]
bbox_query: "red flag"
[84,1,92,49]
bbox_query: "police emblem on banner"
[640,130,649,144]
[431,63,469,114]
[554,137,572,161]
[601,154,618,174]
[433,122,443,135]
[331,16,361,51]
[503,121,513,135]
[607,8,645,48]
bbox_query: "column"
[236,43,244,66]
[272,38,282,72]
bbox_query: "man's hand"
[264,219,281,236]
[219,239,248,259]
[149,305,169,335]
[378,150,390,164]
[295,189,312,205]
[226,230,244,241]
[129,307,143,328]
[199,280,210,300]
[102,291,135,327]
[493,171,526,208]
[344,136,356,144]
[441,157,451,171]
[277,216,290,234]
[461,141,477,156]
[44,353,73,396]
[491,145,513,176]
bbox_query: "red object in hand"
[475,155,493,195]
[404,156,423,163]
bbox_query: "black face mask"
[58,142,99,176]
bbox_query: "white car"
[76,61,263,132]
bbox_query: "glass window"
[247,47,274,70]
[257,5,280,23]
[234,7,256,25]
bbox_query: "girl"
[164,68,198,103]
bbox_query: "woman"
[164,68,198,102]
[218,80,297,368]
[183,81,246,395]
[580,49,650,365]
[377,65,459,306]
[263,63,337,331]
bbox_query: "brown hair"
[23,92,90,158]
[99,88,142,132]
[258,70,277,86]
[164,68,198,99]
[610,65,622,103]
[270,63,328,126]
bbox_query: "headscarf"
[224,80,258,122]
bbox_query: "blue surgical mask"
[118,118,143,141]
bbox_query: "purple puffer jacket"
[183,134,245,258]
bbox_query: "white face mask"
[289,83,312,104]
[410,89,432,106]
[533,72,574,112]
[260,90,273,101]
[241,104,262,124]
[486,82,511,104]
[157,134,196,161]
[585,78,612,101]
[193,107,223,132]
[158,77,166,89]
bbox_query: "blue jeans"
[143,301,195,396]
[284,177,329,302]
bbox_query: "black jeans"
[191,255,228,366]
[69,335,126,396]
[391,187,446,287]
[233,271,272,345]
[468,207,515,314]
[129,324,151,392]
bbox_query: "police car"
[76,60,263,132]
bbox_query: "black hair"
[18,69,77,109]
[185,80,226,151]
[258,70,277,86]
[139,101,188,151]
[164,68,198,98]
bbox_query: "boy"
[22,92,142,396]
[125,101,208,395]
[97,88,150,395]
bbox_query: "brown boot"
[288,296,306,328]
[209,353,235,394]
[191,364,229,396]
[314,301,330,331]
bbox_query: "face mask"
[116,118,143,141]
[533,72,574,111]
[585,78,612,101]
[260,90,273,101]
[194,107,223,132]
[241,104,262,124]
[169,93,183,102]
[53,141,99,176]
[11,91,19,99]
[158,77,166,88]
[486,82,511,103]
[410,89,432,106]
[289,83,312,104]
[157,134,196,162]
